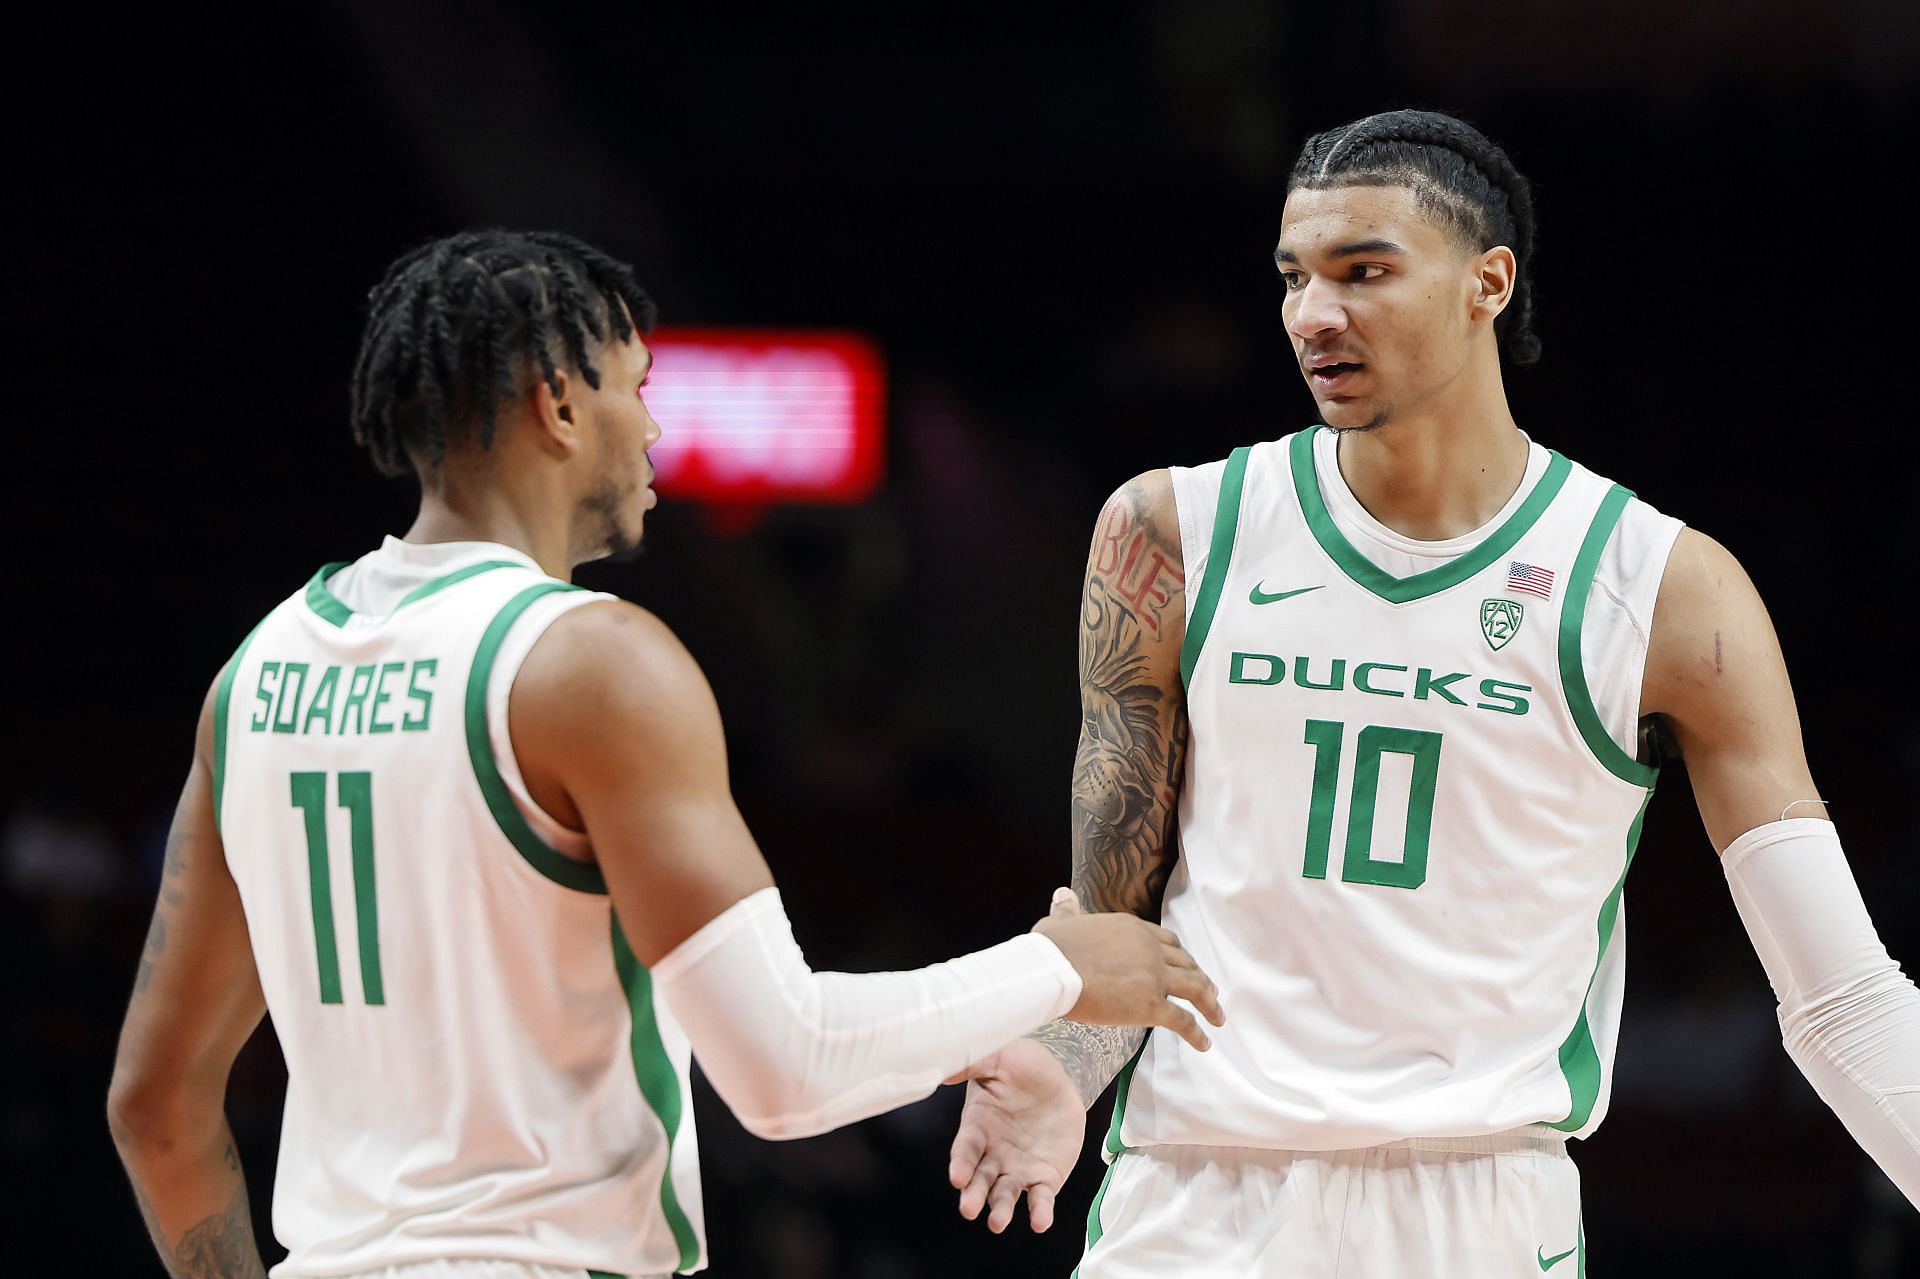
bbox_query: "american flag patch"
[1507,561,1555,599]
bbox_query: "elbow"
[733,1108,820,1142]
[106,1061,203,1158]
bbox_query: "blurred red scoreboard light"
[643,327,886,504]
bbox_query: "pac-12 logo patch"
[1480,598,1524,651]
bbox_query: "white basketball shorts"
[1073,1129,1585,1279]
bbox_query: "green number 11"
[1300,720,1442,890]
[289,771,385,1005]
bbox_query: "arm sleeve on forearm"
[650,887,1084,1140]
[1723,818,1920,1207]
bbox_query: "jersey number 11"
[289,771,386,1005]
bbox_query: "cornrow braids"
[1290,109,1542,366]
[349,228,658,477]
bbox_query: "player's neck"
[1330,407,1528,543]
[402,490,573,581]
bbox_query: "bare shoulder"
[1096,469,1180,549]
[1085,469,1187,646]
[511,598,728,793]
[1644,527,1820,849]
[1643,527,1780,720]
[518,598,716,716]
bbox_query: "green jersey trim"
[211,617,269,836]
[465,581,606,894]
[613,916,703,1274]
[1102,1042,1146,1158]
[1558,484,1659,787]
[1549,790,1652,1133]
[303,559,527,628]
[1071,1158,1122,1277]
[1289,427,1574,603]
[1180,447,1251,688]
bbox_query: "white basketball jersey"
[1114,428,1682,1155]
[214,539,705,1277]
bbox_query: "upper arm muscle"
[1643,528,1823,852]
[510,600,774,966]
[1072,470,1190,918]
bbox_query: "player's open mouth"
[1311,362,1362,391]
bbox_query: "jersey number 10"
[1301,720,1441,890]
[290,771,386,1005]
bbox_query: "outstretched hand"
[948,1036,1088,1233]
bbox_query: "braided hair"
[1289,110,1541,366]
[350,229,658,477]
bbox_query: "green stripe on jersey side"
[1179,446,1251,689]
[1290,427,1573,603]
[1558,485,1660,787]
[464,581,605,894]
[1550,790,1653,1132]
[304,558,526,627]
[1071,1158,1122,1278]
[1103,1043,1145,1158]
[1075,1043,1146,1276]
[612,916,703,1275]
[212,617,269,835]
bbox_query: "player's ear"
[528,371,582,458]
[1471,246,1516,324]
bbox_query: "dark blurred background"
[6,1,1918,1274]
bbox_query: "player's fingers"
[985,1173,1022,1234]
[1049,886,1081,918]
[1028,1183,1058,1234]
[1148,923,1183,948]
[1165,965,1226,1027]
[948,1132,983,1190]
[1157,1000,1212,1052]
[958,1158,997,1219]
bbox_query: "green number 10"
[289,771,385,1005]
[1300,720,1442,890]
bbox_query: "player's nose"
[1287,278,1348,342]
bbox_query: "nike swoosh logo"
[1249,583,1324,605]
[1537,1245,1577,1271]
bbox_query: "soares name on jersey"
[247,658,441,737]
[1226,651,1532,717]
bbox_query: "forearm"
[655,888,1083,1140]
[1724,818,1920,1206]
[1781,971,1920,1206]
[112,1107,264,1279]
[1027,1019,1146,1108]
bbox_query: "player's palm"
[948,1037,1087,1233]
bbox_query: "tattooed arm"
[107,675,268,1278]
[949,471,1194,1233]
[1030,469,1191,1105]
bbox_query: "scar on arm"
[1714,631,1722,674]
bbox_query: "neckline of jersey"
[1289,426,1573,603]
[302,559,528,628]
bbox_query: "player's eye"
[1279,270,1305,291]
[1351,264,1387,282]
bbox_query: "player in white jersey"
[947,110,1920,1275]
[105,229,1225,1279]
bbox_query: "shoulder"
[513,598,722,743]
[1642,527,1779,718]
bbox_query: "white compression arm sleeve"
[1723,818,1920,1207]
[650,887,1084,1140]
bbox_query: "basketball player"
[105,229,1225,1279]
[947,111,1920,1275]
